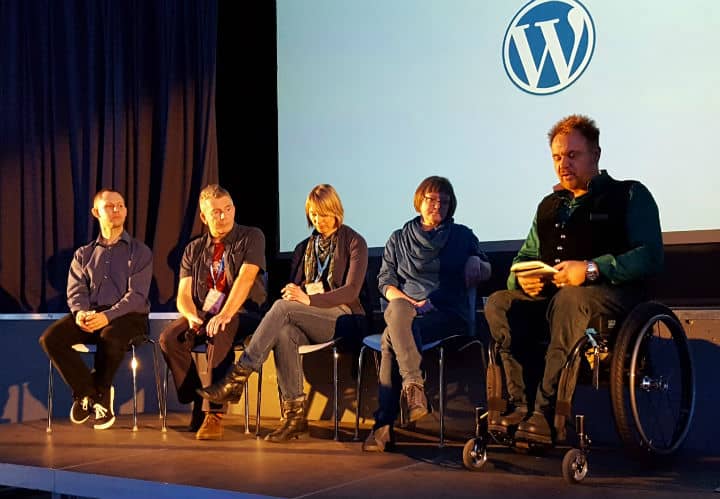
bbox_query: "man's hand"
[82,312,109,332]
[552,260,587,288]
[517,274,546,297]
[281,283,311,306]
[184,313,204,331]
[464,256,490,288]
[414,299,436,314]
[75,311,94,333]
[206,312,232,337]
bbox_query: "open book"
[510,260,558,277]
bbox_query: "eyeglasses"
[423,194,450,206]
[208,206,234,220]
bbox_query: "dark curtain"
[0,0,219,312]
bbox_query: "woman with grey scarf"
[363,176,491,452]
[199,184,368,442]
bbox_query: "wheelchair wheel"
[462,438,488,471]
[561,448,588,484]
[610,302,695,457]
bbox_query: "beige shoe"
[195,412,223,440]
[362,424,393,452]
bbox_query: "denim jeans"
[239,299,350,401]
[485,284,643,411]
[373,299,466,428]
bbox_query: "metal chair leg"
[131,345,138,431]
[333,346,339,441]
[439,345,445,448]
[255,365,263,437]
[244,378,251,434]
[149,339,164,420]
[354,345,366,440]
[47,359,54,434]
[161,365,168,432]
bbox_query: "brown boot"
[264,398,308,443]
[403,383,429,422]
[195,412,223,440]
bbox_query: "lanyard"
[210,252,225,289]
[314,237,333,282]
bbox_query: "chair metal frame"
[161,341,263,436]
[296,338,342,441]
[46,335,164,433]
[353,288,484,447]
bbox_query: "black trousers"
[485,284,643,411]
[158,313,260,412]
[39,313,148,399]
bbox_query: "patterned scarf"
[303,231,338,290]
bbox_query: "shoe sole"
[70,412,90,425]
[195,432,223,440]
[407,407,429,423]
[514,429,552,445]
[93,386,115,430]
[264,431,309,443]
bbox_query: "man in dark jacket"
[484,115,664,444]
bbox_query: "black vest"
[537,177,636,265]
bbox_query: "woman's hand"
[281,283,311,305]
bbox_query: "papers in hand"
[510,260,558,277]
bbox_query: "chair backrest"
[466,287,477,337]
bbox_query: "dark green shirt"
[508,170,664,289]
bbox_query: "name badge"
[305,282,325,295]
[202,288,227,314]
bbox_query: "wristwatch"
[585,260,600,283]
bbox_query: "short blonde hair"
[93,188,124,208]
[305,184,344,228]
[413,176,457,219]
[199,184,232,206]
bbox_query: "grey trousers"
[373,299,465,428]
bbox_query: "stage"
[0,413,717,499]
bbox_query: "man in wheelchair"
[484,115,664,446]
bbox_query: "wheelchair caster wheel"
[562,448,588,484]
[462,438,488,471]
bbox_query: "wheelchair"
[462,301,696,484]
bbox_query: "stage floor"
[0,413,717,499]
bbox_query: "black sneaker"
[93,386,116,430]
[70,396,92,424]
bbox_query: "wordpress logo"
[503,0,596,95]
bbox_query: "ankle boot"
[264,398,308,442]
[197,363,252,404]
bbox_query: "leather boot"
[265,398,308,442]
[197,363,252,404]
[515,410,553,445]
[488,404,527,433]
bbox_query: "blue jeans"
[239,299,350,400]
[373,299,466,428]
